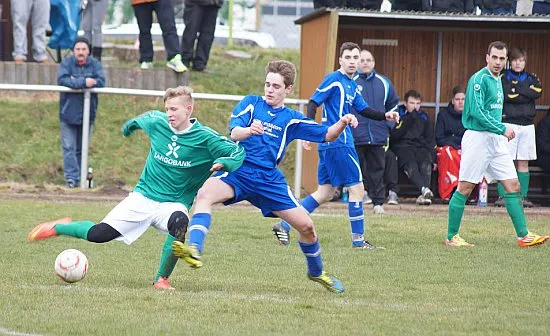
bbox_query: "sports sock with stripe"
[299,239,323,277]
[349,201,364,244]
[187,213,211,252]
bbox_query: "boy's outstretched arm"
[324,114,358,142]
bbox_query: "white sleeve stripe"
[276,118,319,163]
[231,104,255,126]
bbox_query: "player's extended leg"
[500,178,548,247]
[153,211,189,289]
[172,177,235,268]
[273,207,344,293]
[28,218,120,242]
[273,184,332,246]
[445,181,475,247]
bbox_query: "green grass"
[0,45,300,187]
[1,199,550,335]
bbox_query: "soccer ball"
[54,249,88,283]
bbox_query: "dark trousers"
[133,0,180,62]
[356,144,385,206]
[533,2,550,14]
[393,146,432,193]
[181,4,219,71]
[385,149,399,194]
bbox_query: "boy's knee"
[167,211,189,240]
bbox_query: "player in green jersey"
[445,41,548,248]
[28,86,246,289]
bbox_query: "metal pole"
[293,102,304,198]
[228,0,234,48]
[435,31,443,121]
[255,0,261,32]
[80,90,91,189]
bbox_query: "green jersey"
[463,67,506,135]
[122,111,245,208]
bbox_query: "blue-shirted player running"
[171,60,359,293]
[273,42,400,249]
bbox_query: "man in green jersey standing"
[28,86,246,289]
[445,41,548,248]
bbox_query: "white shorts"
[101,192,189,245]
[504,123,537,160]
[459,130,518,184]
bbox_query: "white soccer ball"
[54,249,88,283]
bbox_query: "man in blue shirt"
[273,42,399,250]
[171,60,359,293]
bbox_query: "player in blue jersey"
[273,42,400,249]
[171,60,358,293]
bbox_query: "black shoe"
[272,222,290,246]
[522,198,534,208]
[352,240,378,249]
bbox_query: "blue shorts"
[213,164,300,218]
[317,146,362,187]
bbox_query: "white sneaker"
[373,205,385,214]
[416,195,432,205]
[387,190,399,205]
[422,187,434,200]
[140,61,153,70]
[363,193,372,204]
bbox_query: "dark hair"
[73,36,91,50]
[508,47,527,62]
[487,41,508,55]
[452,85,465,97]
[265,60,296,88]
[339,42,360,57]
[404,90,422,101]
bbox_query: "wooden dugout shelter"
[295,8,550,195]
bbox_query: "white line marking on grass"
[0,328,43,336]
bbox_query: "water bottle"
[478,177,488,207]
[341,187,349,203]
[86,167,94,189]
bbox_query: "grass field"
[1,198,549,335]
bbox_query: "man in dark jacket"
[57,37,106,188]
[181,0,224,72]
[475,0,516,14]
[390,90,436,205]
[435,86,466,200]
[535,109,550,172]
[425,0,475,12]
[352,50,399,214]
[391,0,428,10]
[495,47,542,207]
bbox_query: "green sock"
[154,234,178,283]
[504,192,528,237]
[517,172,530,199]
[497,182,506,197]
[447,191,467,240]
[54,221,95,240]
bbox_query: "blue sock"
[280,195,320,232]
[299,240,323,277]
[188,213,211,253]
[349,201,364,244]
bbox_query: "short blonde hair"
[164,86,194,104]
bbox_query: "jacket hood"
[445,102,463,118]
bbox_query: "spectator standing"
[131,0,187,72]
[181,0,223,72]
[81,0,110,61]
[435,85,466,201]
[425,0,475,12]
[384,147,400,205]
[57,37,106,188]
[10,0,50,63]
[475,0,517,14]
[345,0,384,9]
[391,0,428,10]
[494,48,542,207]
[352,50,400,214]
[390,90,436,205]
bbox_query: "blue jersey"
[310,70,369,149]
[229,95,329,170]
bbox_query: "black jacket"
[391,0,428,10]
[427,0,475,12]
[185,0,224,7]
[475,0,516,10]
[391,106,436,159]
[345,0,384,9]
[502,69,542,125]
[435,102,466,149]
